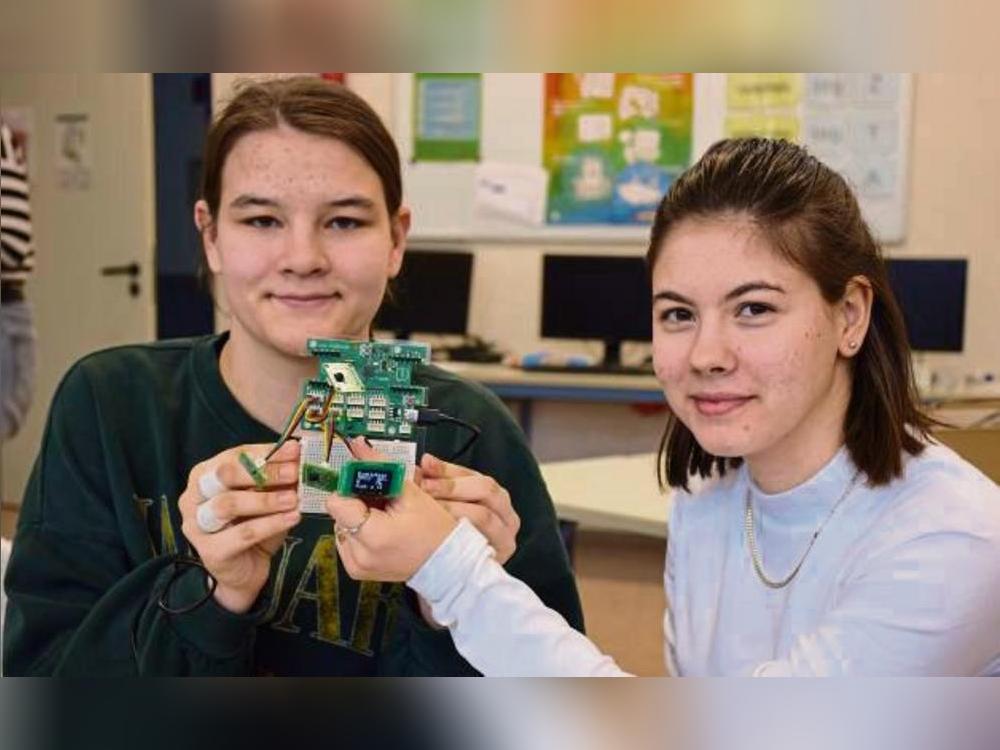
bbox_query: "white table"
[539,452,671,538]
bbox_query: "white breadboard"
[297,435,417,514]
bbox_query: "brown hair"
[648,137,938,490]
[200,75,401,221]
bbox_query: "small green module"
[301,463,340,493]
[238,451,268,489]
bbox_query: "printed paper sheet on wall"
[543,73,693,225]
[723,73,911,242]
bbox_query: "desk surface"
[436,362,664,403]
[540,452,670,538]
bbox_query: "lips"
[689,393,754,417]
[269,292,341,309]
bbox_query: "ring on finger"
[198,467,225,503]
[196,499,227,534]
[335,507,371,541]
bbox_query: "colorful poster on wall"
[413,73,481,161]
[544,73,693,224]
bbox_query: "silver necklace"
[744,470,860,590]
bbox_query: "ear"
[194,200,223,274]
[838,275,874,358]
[387,205,411,279]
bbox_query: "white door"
[0,74,156,514]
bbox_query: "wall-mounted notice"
[544,73,693,225]
[54,112,92,191]
[413,73,481,162]
[711,73,913,243]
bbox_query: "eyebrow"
[228,194,378,211]
[653,281,786,306]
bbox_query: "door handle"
[100,262,141,297]
[100,262,140,277]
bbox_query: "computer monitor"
[541,254,653,367]
[884,258,967,352]
[374,249,473,339]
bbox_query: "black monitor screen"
[885,258,967,352]
[541,255,652,344]
[375,250,473,337]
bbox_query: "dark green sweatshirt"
[2,334,583,675]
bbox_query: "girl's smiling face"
[197,123,408,358]
[651,215,859,478]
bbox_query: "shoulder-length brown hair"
[648,137,937,491]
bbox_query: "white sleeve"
[408,519,630,677]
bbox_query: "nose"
[687,317,736,375]
[280,225,331,277]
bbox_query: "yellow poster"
[724,115,800,141]
[727,74,802,109]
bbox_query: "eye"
[327,216,364,231]
[736,301,775,318]
[242,215,280,229]
[659,307,694,325]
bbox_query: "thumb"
[347,435,387,462]
[325,494,371,526]
[420,452,446,478]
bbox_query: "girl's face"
[197,124,408,358]
[651,216,864,472]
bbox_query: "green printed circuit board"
[296,338,430,513]
[301,337,430,439]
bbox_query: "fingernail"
[284,510,300,522]
[281,465,298,482]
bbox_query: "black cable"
[156,555,218,616]
[130,556,218,669]
[416,408,482,461]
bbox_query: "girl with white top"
[327,137,1000,676]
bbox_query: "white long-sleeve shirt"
[409,443,1000,676]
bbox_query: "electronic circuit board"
[296,338,430,513]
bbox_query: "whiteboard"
[392,73,913,246]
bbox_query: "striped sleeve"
[1,120,35,282]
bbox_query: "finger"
[443,503,514,561]
[421,473,508,510]
[259,527,293,557]
[427,475,519,531]
[206,510,302,561]
[213,450,301,491]
[326,494,375,531]
[420,452,474,480]
[345,436,387,462]
[207,489,299,525]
